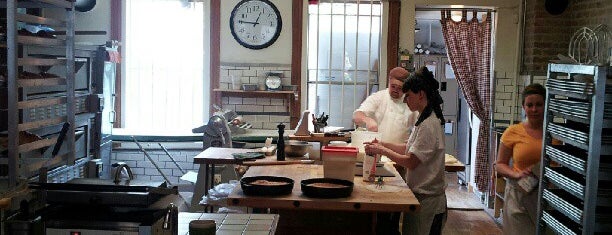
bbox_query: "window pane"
[124,1,206,132]
[307,2,382,128]
[308,83,372,128]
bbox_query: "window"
[122,0,208,132]
[307,1,382,128]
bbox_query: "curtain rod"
[416,8,496,13]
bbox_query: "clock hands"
[238,20,260,26]
[254,12,262,27]
[239,12,263,27]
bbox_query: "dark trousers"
[375,212,401,235]
[428,212,446,235]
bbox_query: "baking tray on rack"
[548,99,612,128]
[548,123,589,146]
[545,166,585,199]
[547,78,595,95]
[546,76,612,102]
[543,189,583,223]
[545,145,587,175]
[542,210,581,235]
[549,99,591,120]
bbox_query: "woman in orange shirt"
[495,83,546,235]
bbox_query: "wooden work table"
[227,162,419,235]
[228,164,419,213]
[191,147,461,213]
[444,154,466,172]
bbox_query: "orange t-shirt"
[500,123,542,172]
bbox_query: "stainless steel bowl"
[284,140,311,157]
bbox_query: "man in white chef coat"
[353,66,417,235]
[353,66,417,144]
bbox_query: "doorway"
[414,8,495,187]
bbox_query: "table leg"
[204,164,215,212]
[209,164,216,196]
[191,164,207,212]
[204,164,211,197]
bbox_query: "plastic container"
[321,146,358,182]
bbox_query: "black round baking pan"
[240,176,294,196]
[301,178,354,198]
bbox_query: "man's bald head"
[387,67,409,100]
[388,67,409,82]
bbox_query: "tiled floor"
[178,213,278,235]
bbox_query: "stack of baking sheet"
[549,99,592,120]
[542,210,579,235]
[547,78,595,97]
[543,189,583,223]
[545,145,587,175]
[545,166,585,199]
[548,123,589,146]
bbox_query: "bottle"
[277,123,285,161]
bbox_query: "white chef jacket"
[403,114,447,235]
[354,89,417,144]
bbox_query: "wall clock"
[230,0,282,50]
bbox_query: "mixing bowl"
[284,140,311,157]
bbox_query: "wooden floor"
[443,210,502,235]
[442,173,503,235]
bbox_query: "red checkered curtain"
[440,10,492,192]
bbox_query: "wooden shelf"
[214,89,294,94]
[214,89,295,99]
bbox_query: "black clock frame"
[229,0,282,50]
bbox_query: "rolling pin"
[242,159,315,166]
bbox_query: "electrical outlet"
[214,174,222,185]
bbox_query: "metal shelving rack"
[537,63,612,235]
[3,0,76,187]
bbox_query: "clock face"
[230,0,282,50]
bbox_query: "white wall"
[220,0,293,63]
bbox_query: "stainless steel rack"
[537,63,612,235]
[2,0,76,187]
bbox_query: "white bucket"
[350,131,380,152]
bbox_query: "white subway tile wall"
[493,74,547,123]
[111,149,202,184]
[219,64,292,129]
